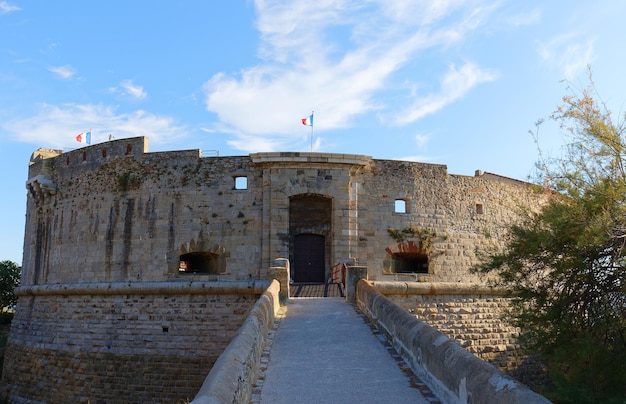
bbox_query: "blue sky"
[1,1,625,264]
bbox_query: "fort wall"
[23,137,541,286]
[5,136,546,402]
[2,281,266,403]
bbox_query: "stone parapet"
[191,279,280,403]
[356,280,549,404]
[250,151,371,166]
[372,281,522,374]
[370,281,507,296]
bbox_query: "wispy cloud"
[119,79,148,100]
[394,62,497,125]
[504,8,541,27]
[537,32,596,80]
[48,65,76,79]
[0,1,20,14]
[204,0,501,152]
[3,103,187,148]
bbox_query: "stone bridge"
[190,266,548,404]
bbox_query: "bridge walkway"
[252,297,441,404]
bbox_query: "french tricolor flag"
[301,113,313,126]
[76,131,92,144]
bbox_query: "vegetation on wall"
[472,74,626,403]
[387,225,439,252]
[117,171,143,192]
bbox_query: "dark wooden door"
[293,234,325,283]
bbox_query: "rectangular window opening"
[392,253,429,273]
[475,203,484,214]
[394,199,407,214]
[235,176,248,190]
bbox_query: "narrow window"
[475,203,484,214]
[234,176,248,190]
[102,148,107,158]
[394,199,407,214]
[82,151,87,161]
[126,144,132,155]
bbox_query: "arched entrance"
[289,194,332,283]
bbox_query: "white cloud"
[48,65,76,79]
[393,62,497,125]
[0,1,20,14]
[3,103,187,148]
[415,134,429,148]
[536,33,596,80]
[119,79,148,100]
[204,0,500,153]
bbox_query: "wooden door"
[293,234,325,283]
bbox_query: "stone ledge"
[371,281,508,296]
[250,152,371,166]
[15,280,271,297]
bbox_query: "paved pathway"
[254,298,439,404]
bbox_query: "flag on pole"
[76,131,92,144]
[301,113,313,126]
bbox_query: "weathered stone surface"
[6,136,546,402]
[21,137,542,285]
[2,283,260,403]
[357,280,550,404]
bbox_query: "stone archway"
[384,240,429,274]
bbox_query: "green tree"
[0,260,20,310]
[473,78,626,403]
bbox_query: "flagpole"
[310,110,314,152]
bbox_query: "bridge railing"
[330,261,347,287]
[356,279,550,404]
[191,279,280,404]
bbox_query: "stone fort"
[2,136,544,402]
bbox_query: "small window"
[392,253,429,273]
[394,199,407,214]
[126,144,133,155]
[82,151,87,161]
[102,148,107,158]
[475,203,484,214]
[234,176,248,190]
[179,252,219,274]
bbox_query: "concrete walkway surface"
[255,298,439,404]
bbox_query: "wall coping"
[250,151,371,166]
[370,281,509,296]
[15,280,271,297]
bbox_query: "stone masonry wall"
[24,139,265,285]
[3,287,258,403]
[23,137,543,285]
[386,293,522,373]
[359,160,541,283]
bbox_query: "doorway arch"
[289,194,332,283]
